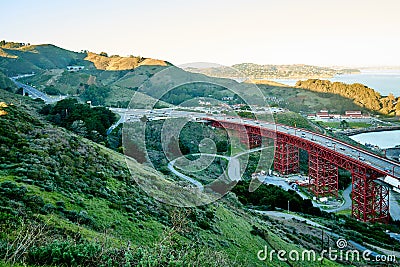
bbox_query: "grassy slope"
[3,89,396,266]
[0,71,16,91]
[84,52,169,70]
[2,89,338,266]
[0,45,89,76]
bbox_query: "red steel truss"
[274,140,299,175]
[309,154,338,197]
[206,118,391,223]
[212,121,263,149]
[351,167,390,223]
[239,131,262,149]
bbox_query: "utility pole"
[321,229,324,251]
[287,200,290,213]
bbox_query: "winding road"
[167,147,271,190]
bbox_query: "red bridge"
[205,117,400,223]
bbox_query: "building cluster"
[307,110,370,121]
[198,100,211,106]
[194,101,287,115]
[234,63,340,79]
[67,66,85,72]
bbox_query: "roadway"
[167,160,204,190]
[329,185,352,213]
[167,147,271,189]
[11,78,64,104]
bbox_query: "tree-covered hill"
[296,79,400,115]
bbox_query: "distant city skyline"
[2,0,400,67]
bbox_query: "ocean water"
[272,70,400,97]
[350,130,400,149]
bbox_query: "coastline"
[271,69,400,96]
[342,126,400,136]
[350,129,400,150]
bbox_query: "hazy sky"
[2,0,400,67]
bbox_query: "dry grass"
[85,52,168,71]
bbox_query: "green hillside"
[0,42,170,77]
[0,71,16,92]
[2,83,400,265]
[1,89,326,267]
[0,44,89,76]
[2,42,385,116]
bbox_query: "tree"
[140,115,148,123]
[81,85,110,106]
[44,85,61,95]
[340,120,349,129]
[42,98,116,143]
[71,120,87,136]
[16,87,24,95]
[99,52,108,57]
[216,141,228,153]
[395,101,400,116]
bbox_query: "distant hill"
[184,63,360,80]
[2,41,396,116]
[243,79,288,87]
[84,52,169,70]
[0,41,173,107]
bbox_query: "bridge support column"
[308,154,338,197]
[351,168,389,223]
[237,126,262,149]
[212,121,262,149]
[274,140,299,175]
[239,132,262,149]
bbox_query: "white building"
[67,66,85,72]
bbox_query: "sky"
[2,0,400,67]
